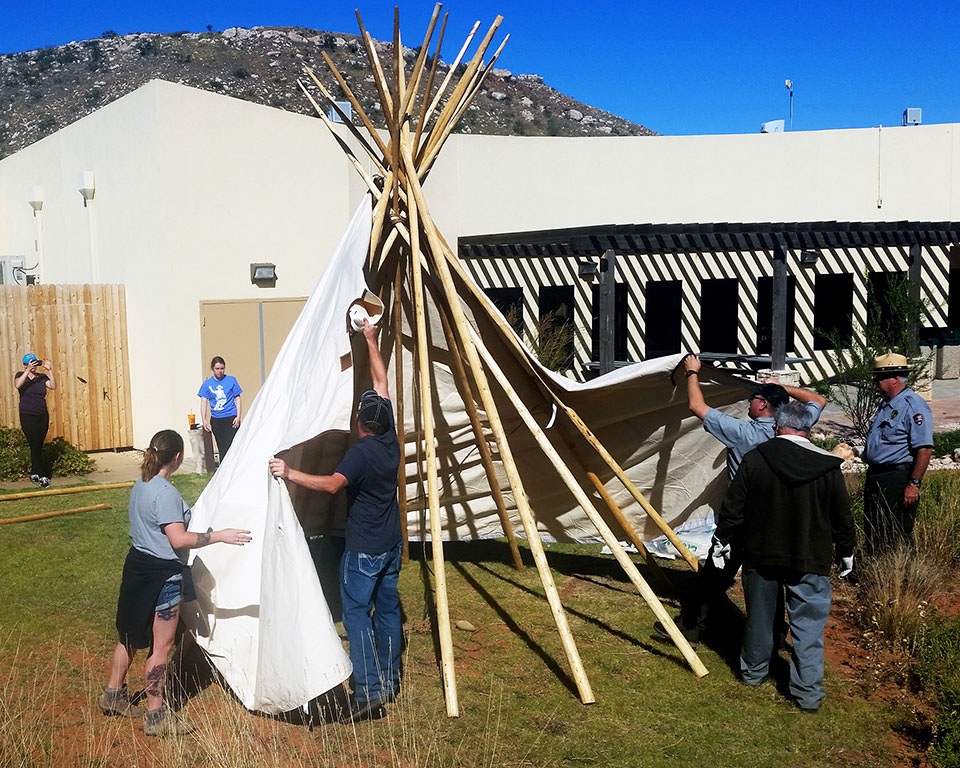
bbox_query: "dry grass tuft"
[856,544,945,653]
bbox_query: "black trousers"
[210,416,238,463]
[20,411,49,477]
[864,464,914,554]
[680,553,787,645]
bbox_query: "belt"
[867,462,912,472]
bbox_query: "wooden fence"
[1,284,133,451]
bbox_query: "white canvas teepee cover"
[182,196,374,713]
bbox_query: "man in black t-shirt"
[269,320,401,722]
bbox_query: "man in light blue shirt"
[656,354,826,646]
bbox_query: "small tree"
[815,271,932,440]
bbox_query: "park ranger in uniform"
[862,352,933,553]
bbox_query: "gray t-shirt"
[128,475,192,564]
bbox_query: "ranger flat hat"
[874,352,909,377]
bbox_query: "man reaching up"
[270,320,402,722]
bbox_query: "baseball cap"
[22,353,38,365]
[357,389,390,432]
[756,383,789,410]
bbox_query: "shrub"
[101,30,118,38]
[915,617,960,767]
[810,435,839,452]
[232,67,250,79]
[0,427,94,480]
[933,430,960,458]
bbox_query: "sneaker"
[340,697,386,723]
[39,476,51,488]
[97,686,143,718]
[653,620,700,648]
[142,708,195,737]
[29,474,40,483]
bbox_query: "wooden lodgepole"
[430,280,524,571]
[400,144,595,704]
[0,481,134,502]
[468,327,708,678]
[583,468,672,590]
[405,179,459,717]
[434,240,700,572]
[0,503,111,525]
[393,263,410,563]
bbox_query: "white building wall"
[1,79,958,450]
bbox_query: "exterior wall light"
[250,262,277,287]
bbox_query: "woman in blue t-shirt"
[197,356,243,465]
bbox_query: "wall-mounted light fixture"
[79,171,95,207]
[250,262,277,287]
[28,186,43,215]
[799,250,819,265]
[577,259,598,279]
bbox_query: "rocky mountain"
[0,26,655,159]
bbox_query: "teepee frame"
[298,4,707,718]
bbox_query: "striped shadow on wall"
[460,221,960,383]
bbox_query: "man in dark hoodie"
[714,401,855,712]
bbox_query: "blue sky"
[2,0,957,136]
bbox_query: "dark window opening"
[590,283,628,362]
[484,286,524,334]
[700,278,739,353]
[813,273,854,350]
[645,280,682,359]
[538,285,575,370]
[948,268,960,342]
[756,276,796,355]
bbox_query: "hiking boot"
[98,686,143,718]
[39,476,51,488]
[653,620,699,648]
[142,708,195,737]
[29,474,40,484]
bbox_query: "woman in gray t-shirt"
[98,429,252,737]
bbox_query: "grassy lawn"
[0,474,902,767]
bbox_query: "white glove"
[837,556,854,579]
[709,536,731,569]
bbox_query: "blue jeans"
[741,568,831,710]
[340,543,403,704]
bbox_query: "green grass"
[0,474,905,766]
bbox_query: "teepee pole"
[420,16,502,163]
[583,467,671,589]
[468,326,708,678]
[397,3,442,124]
[303,67,388,166]
[417,20,480,153]
[405,179,459,717]
[434,240,700,572]
[394,263,410,563]
[316,54,390,160]
[413,10,448,154]
[431,280,524,571]
[400,144,595,704]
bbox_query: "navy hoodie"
[715,436,855,576]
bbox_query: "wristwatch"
[685,370,698,377]
[908,477,922,487]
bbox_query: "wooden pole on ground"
[405,178,459,717]
[400,143,595,704]
[0,503,111,525]
[0,482,134,502]
[468,328,708,678]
